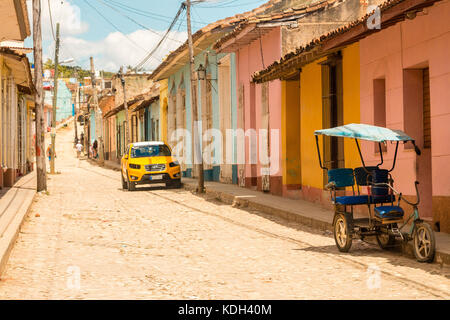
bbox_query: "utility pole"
[74,70,79,146]
[90,57,104,164]
[50,23,60,174]
[32,0,47,191]
[119,66,131,146]
[186,0,204,193]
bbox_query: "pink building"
[233,27,283,195]
[359,0,450,232]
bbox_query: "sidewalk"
[92,158,450,266]
[0,119,72,278]
[0,172,36,277]
[182,178,450,266]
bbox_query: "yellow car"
[121,141,181,191]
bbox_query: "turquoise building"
[44,80,73,123]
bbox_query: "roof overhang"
[1,48,34,93]
[252,0,441,83]
[150,27,233,81]
[0,0,31,41]
[215,24,278,53]
[133,95,159,112]
[321,0,440,51]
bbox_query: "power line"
[95,0,186,44]
[133,4,186,71]
[81,0,151,54]
[48,0,56,41]
[104,0,206,26]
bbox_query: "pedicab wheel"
[121,172,128,190]
[376,230,395,250]
[333,213,352,252]
[127,172,136,192]
[413,222,435,263]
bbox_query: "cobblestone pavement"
[0,124,449,299]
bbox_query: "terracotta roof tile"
[149,0,286,80]
[214,0,339,51]
[252,0,438,82]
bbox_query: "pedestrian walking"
[76,140,83,158]
[80,132,84,146]
[93,140,98,159]
[47,143,56,162]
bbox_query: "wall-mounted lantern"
[197,64,206,81]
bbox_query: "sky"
[25,0,270,73]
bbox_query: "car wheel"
[174,179,182,189]
[121,172,128,190]
[127,172,136,191]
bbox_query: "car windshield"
[130,145,171,158]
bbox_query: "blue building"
[44,79,73,123]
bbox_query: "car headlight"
[129,163,141,169]
[169,161,180,168]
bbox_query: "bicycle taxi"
[314,123,435,262]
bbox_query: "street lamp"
[60,58,75,64]
[195,63,206,192]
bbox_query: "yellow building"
[159,79,168,144]
[0,49,34,187]
[0,0,33,188]
[254,41,361,207]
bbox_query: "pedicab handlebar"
[372,181,420,207]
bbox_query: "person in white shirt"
[76,140,83,158]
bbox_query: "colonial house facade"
[253,0,448,232]
[0,0,34,188]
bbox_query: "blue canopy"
[314,124,414,143]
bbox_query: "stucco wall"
[359,0,450,231]
[159,79,168,143]
[299,44,361,205]
[300,59,324,197]
[236,27,283,194]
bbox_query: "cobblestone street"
[0,124,449,299]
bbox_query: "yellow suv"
[121,142,181,191]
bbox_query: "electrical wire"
[81,0,152,54]
[104,0,206,26]
[133,4,186,71]
[47,0,56,41]
[95,0,185,44]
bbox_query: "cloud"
[28,0,187,73]
[57,28,187,73]
[27,0,89,41]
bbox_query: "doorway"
[403,67,433,221]
[321,54,344,186]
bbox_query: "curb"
[0,182,37,278]
[183,182,449,266]
[183,183,333,233]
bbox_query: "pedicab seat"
[374,206,404,219]
[328,169,369,205]
[335,195,369,205]
[328,168,397,206]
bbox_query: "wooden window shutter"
[423,68,431,149]
[321,63,331,173]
